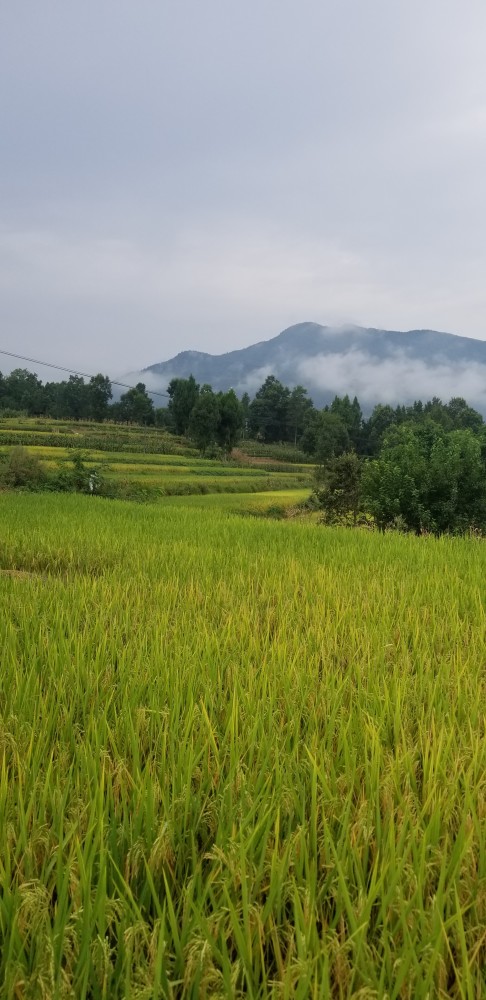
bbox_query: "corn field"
[1,492,485,998]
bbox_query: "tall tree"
[240,392,251,439]
[188,385,220,453]
[315,411,350,464]
[330,394,362,449]
[42,381,65,418]
[88,374,112,422]
[2,369,45,414]
[446,397,483,433]
[248,376,290,442]
[167,376,200,435]
[117,383,155,425]
[300,408,321,455]
[287,385,314,445]
[362,404,398,455]
[62,375,89,420]
[216,389,243,454]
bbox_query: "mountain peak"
[131,323,486,412]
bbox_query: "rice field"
[1,491,485,998]
[0,418,197,456]
[0,419,313,499]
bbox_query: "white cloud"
[297,349,486,409]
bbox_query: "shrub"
[49,452,104,496]
[0,408,27,419]
[2,446,46,488]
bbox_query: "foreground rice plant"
[0,493,485,998]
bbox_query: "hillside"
[132,322,486,411]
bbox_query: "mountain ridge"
[126,322,486,412]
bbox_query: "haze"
[1,1,486,379]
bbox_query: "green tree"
[361,459,410,530]
[2,369,45,414]
[167,376,200,435]
[315,411,350,464]
[363,422,435,532]
[216,389,243,454]
[422,397,451,428]
[248,376,290,442]
[446,397,483,433]
[62,375,89,420]
[42,381,65,418]
[188,385,220,453]
[427,429,486,532]
[300,409,321,455]
[330,394,362,449]
[362,404,398,456]
[362,422,486,533]
[88,374,112,422]
[154,407,174,430]
[240,392,251,439]
[315,452,362,523]
[117,383,155,425]
[287,385,314,445]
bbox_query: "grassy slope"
[1,492,485,997]
[0,418,314,498]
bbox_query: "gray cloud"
[1,1,486,375]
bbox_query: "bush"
[48,452,104,496]
[2,446,46,488]
[318,509,375,529]
[0,408,27,419]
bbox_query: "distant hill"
[128,322,486,412]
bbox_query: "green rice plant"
[0,493,485,996]
[238,441,310,463]
[0,417,199,458]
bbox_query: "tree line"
[0,369,115,422]
[2,367,483,451]
[310,396,486,536]
[2,366,486,534]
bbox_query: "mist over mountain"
[127,323,486,412]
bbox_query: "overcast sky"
[1,1,486,379]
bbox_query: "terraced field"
[0,417,314,499]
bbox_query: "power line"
[0,348,169,399]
